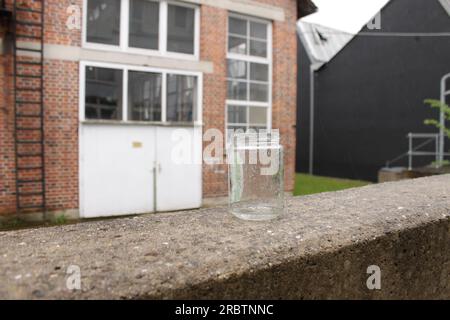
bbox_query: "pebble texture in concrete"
[0,175,449,299]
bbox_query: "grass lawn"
[294,174,371,196]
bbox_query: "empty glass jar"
[228,130,284,221]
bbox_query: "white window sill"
[82,43,200,62]
[80,120,204,128]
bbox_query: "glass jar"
[228,130,284,221]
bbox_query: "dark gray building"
[297,0,450,181]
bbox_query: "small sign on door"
[132,141,143,149]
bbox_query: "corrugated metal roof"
[439,0,450,16]
[297,21,354,67]
[298,0,449,67]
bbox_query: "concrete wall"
[0,175,449,299]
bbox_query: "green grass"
[294,174,371,196]
[0,214,73,232]
[53,214,68,225]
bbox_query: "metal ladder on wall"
[12,0,46,214]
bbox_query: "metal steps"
[13,0,46,213]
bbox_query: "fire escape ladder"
[13,0,46,213]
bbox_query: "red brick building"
[0,0,300,219]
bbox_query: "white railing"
[386,133,448,170]
[407,133,440,170]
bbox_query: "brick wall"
[0,0,298,215]
[201,6,229,198]
[201,0,298,197]
[271,0,298,194]
[0,33,17,215]
[44,60,79,212]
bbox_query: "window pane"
[167,74,197,122]
[250,39,267,57]
[87,0,121,45]
[250,83,269,102]
[250,21,267,40]
[227,126,247,133]
[128,71,162,122]
[227,126,247,142]
[227,126,247,139]
[249,126,267,132]
[227,105,247,124]
[249,107,267,125]
[250,63,269,82]
[129,0,159,50]
[229,17,247,36]
[85,66,123,120]
[228,36,247,55]
[227,80,247,101]
[227,60,247,79]
[167,5,195,54]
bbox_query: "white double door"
[80,124,202,218]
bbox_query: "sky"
[301,0,390,33]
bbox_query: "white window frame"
[79,60,203,125]
[225,13,273,132]
[82,0,201,60]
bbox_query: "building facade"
[0,0,298,218]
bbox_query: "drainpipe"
[309,63,322,175]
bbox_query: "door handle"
[152,162,161,174]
